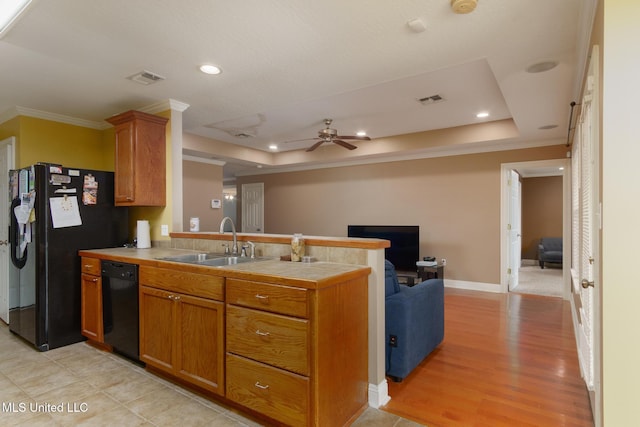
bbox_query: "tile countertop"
[78,247,371,290]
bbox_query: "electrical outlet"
[441,258,447,266]
[161,224,169,236]
[389,335,398,347]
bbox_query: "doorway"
[500,159,570,299]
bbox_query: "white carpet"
[511,264,563,298]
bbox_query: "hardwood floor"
[383,288,594,427]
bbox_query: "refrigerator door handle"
[9,197,28,269]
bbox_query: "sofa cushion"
[384,260,401,297]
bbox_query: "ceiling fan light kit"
[451,0,478,14]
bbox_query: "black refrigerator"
[8,163,128,351]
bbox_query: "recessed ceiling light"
[356,131,367,137]
[476,112,489,118]
[526,61,558,73]
[559,167,565,171]
[268,144,278,151]
[200,64,222,75]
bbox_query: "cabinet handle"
[255,294,269,301]
[254,381,269,390]
[84,265,93,269]
[168,295,181,301]
[255,329,270,337]
[90,277,99,283]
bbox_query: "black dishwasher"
[101,261,139,361]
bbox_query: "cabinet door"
[113,121,135,204]
[176,294,225,395]
[80,273,103,342]
[139,286,176,373]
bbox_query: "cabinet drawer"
[226,278,308,318]
[140,266,224,301]
[81,257,101,276]
[227,305,309,376]
[226,353,309,427]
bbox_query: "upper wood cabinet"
[106,110,168,206]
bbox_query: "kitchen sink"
[198,256,271,266]
[158,252,225,263]
[157,252,272,266]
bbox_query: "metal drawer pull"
[84,265,93,269]
[255,329,270,337]
[254,381,269,390]
[255,294,269,300]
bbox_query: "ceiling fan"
[287,119,371,152]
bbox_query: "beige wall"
[521,176,563,259]
[237,144,568,286]
[182,160,224,231]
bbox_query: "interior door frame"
[500,158,571,298]
[507,169,522,291]
[0,137,16,324]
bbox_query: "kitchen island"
[79,246,371,427]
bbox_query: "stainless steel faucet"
[219,217,238,255]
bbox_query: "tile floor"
[0,324,422,426]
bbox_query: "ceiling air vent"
[127,70,166,85]
[418,94,444,105]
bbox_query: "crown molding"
[139,99,190,114]
[1,99,189,129]
[0,106,109,129]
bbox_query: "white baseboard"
[444,279,502,293]
[368,380,390,408]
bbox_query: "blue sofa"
[385,260,444,382]
[538,237,563,268]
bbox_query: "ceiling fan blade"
[336,135,371,141]
[306,140,325,152]
[281,137,320,144]
[333,139,357,150]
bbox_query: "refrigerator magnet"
[82,175,98,205]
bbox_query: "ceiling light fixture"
[476,112,489,118]
[451,0,478,14]
[356,131,367,137]
[268,144,278,150]
[200,64,222,75]
[0,0,32,39]
[407,18,426,33]
[526,61,558,73]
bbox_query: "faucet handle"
[246,241,256,258]
[221,243,230,255]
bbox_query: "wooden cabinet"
[139,266,225,395]
[105,110,168,206]
[80,257,104,343]
[225,276,368,427]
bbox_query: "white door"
[571,45,601,423]
[508,170,522,291]
[0,137,15,323]
[241,182,264,233]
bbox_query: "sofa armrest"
[385,278,445,380]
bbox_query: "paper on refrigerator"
[50,195,82,228]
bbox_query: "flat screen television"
[348,225,419,272]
